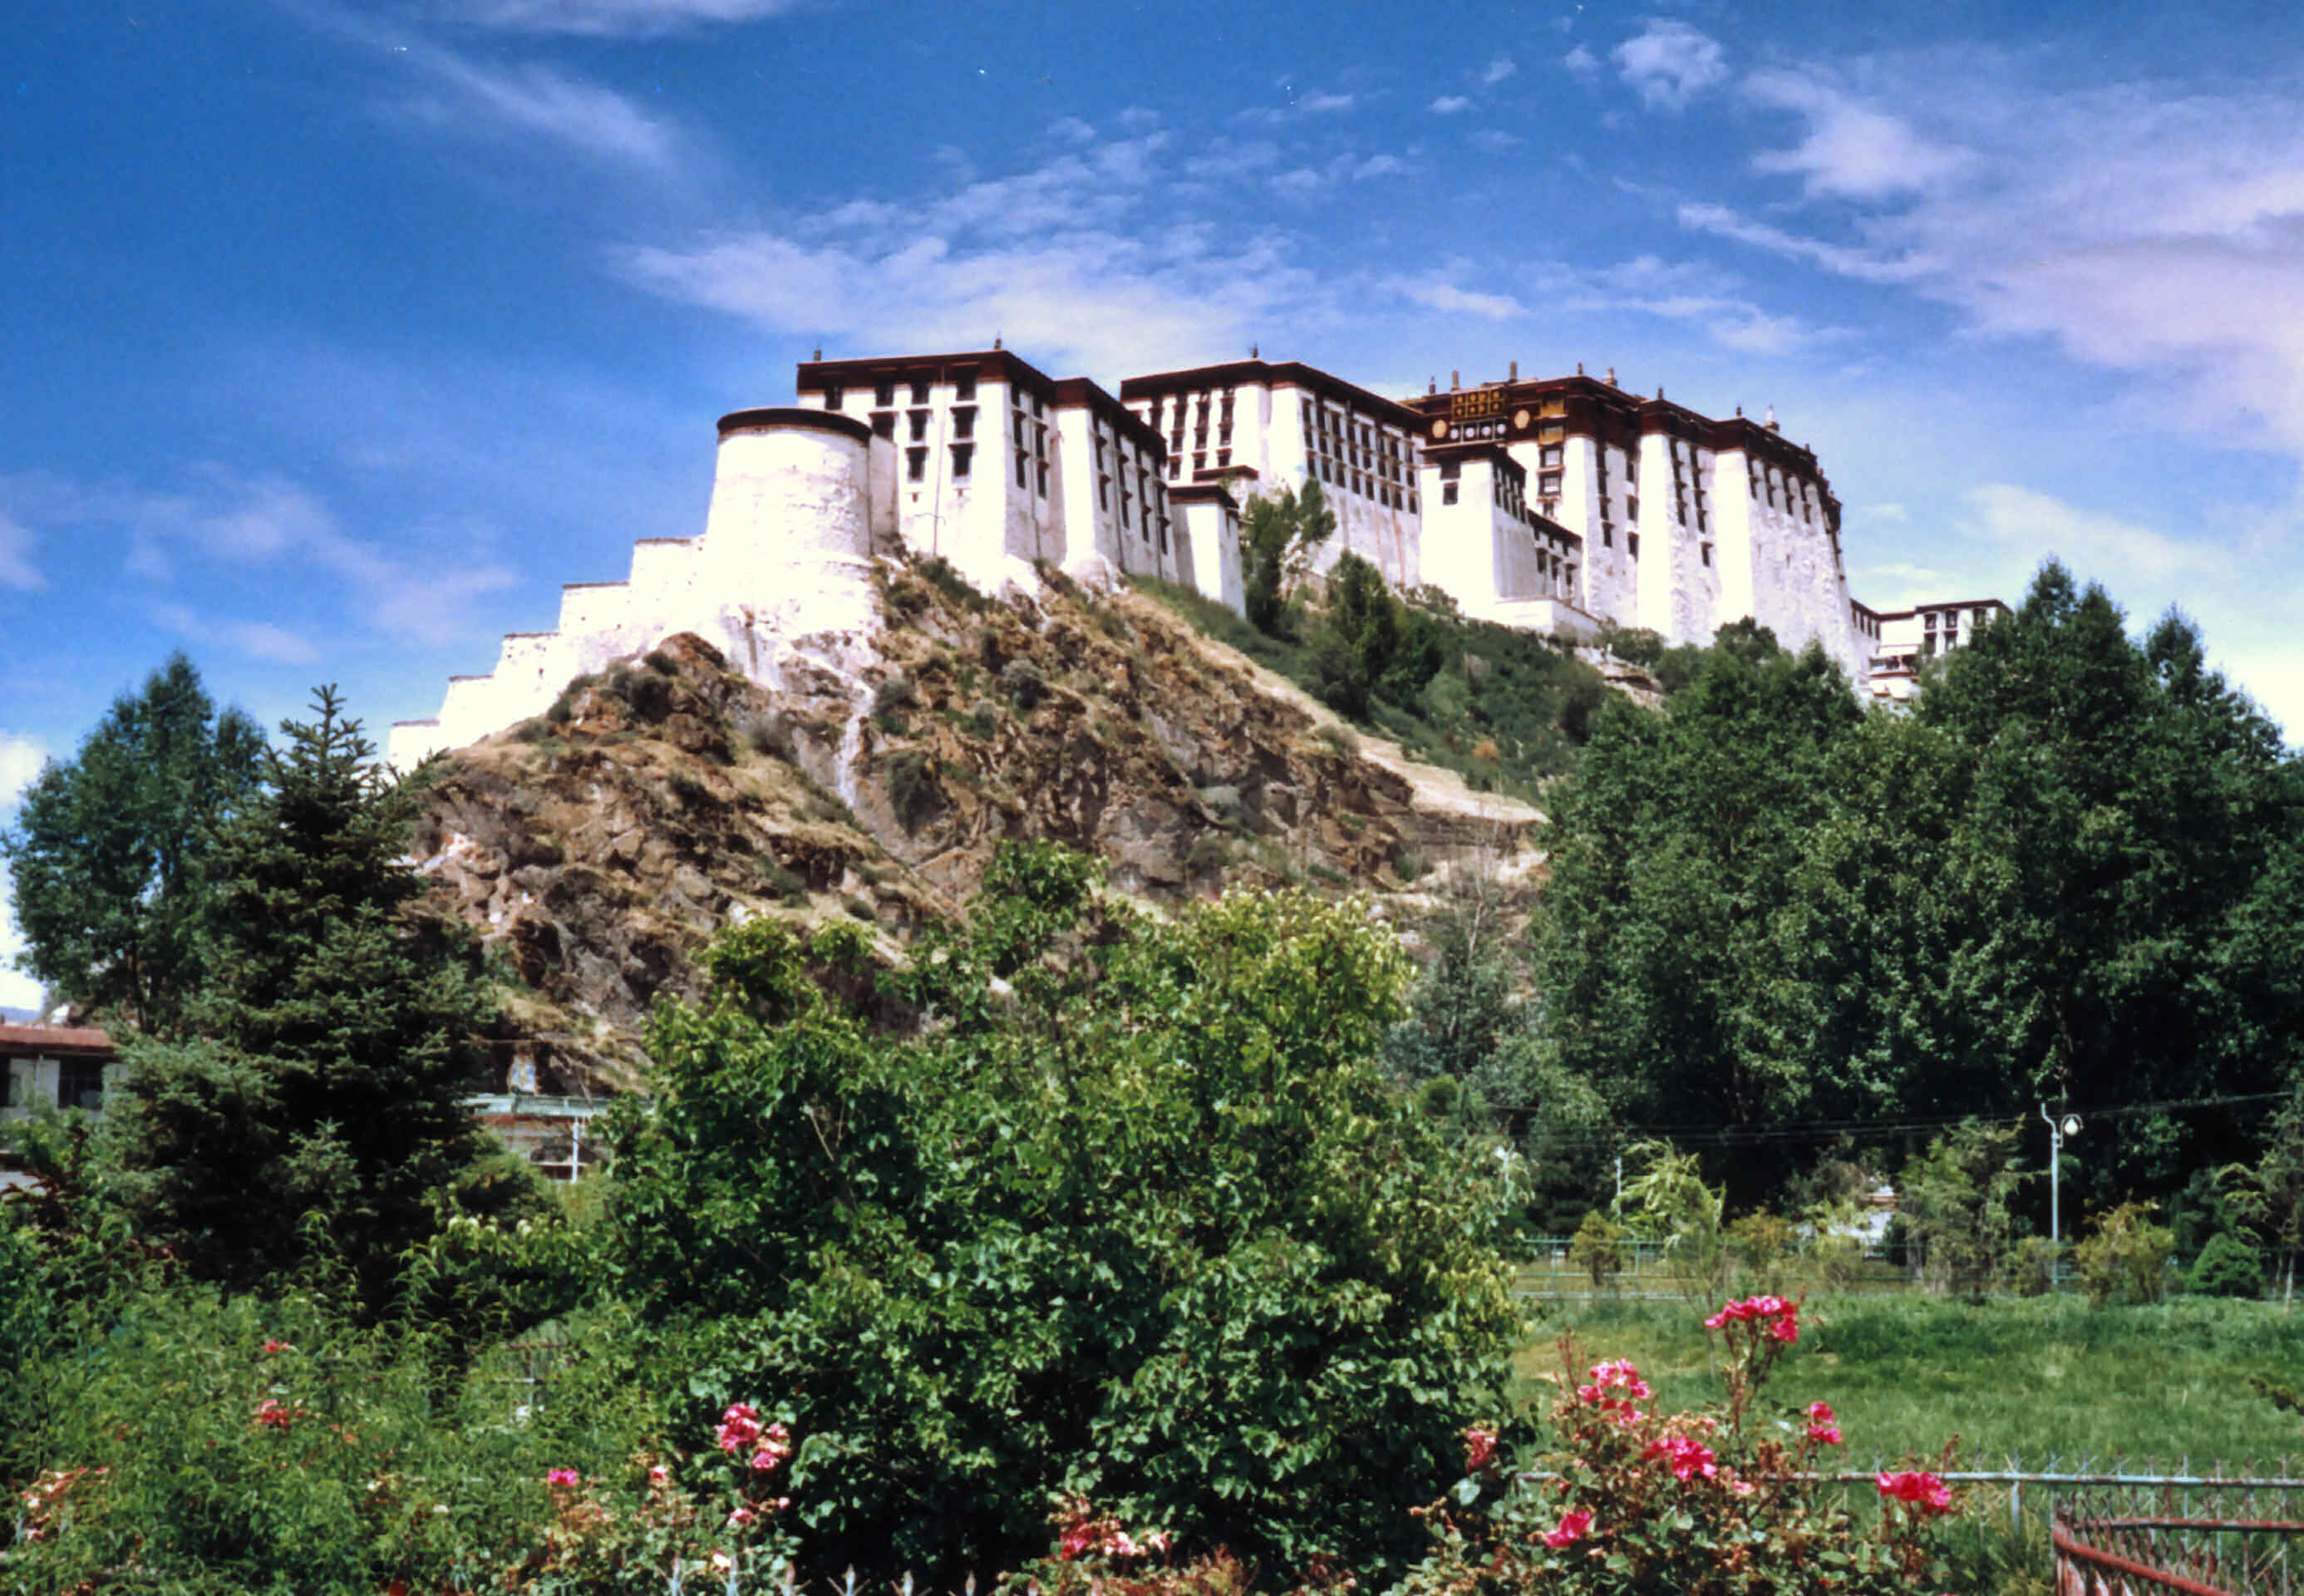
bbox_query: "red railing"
[2055,1506,2304,1594]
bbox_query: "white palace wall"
[391,348,1903,772]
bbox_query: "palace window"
[906,447,928,482]
[952,406,975,440]
[1538,471,1561,495]
[825,385,844,411]
[1442,481,1459,505]
[1627,533,1640,559]
[1626,495,1639,521]
[1701,542,1712,568]
[956,372,977,401]
[1016,451,1029,488]
[1099,475,1110,510]
[874,379,896,408]
[908,410,929,442]
[1036,463,1049,496]
[952,444,973,479]
[871,412,896,439]
[1540,444,1563,468]
[911,377,931,405]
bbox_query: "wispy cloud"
[1745,70,1968,200]
[1563,45,1599,80]
[1957,484,2239,586]
[1,469,517,651]
[1557,254,1827,355]
[398,47,678,168]
[421,0,805,35]
[1430,94,1472,115]
[293,1,682,170]
[1353,153,1412,180]
[0,510,41,591]
[1393,277,1528,321]
[1684,56,2304,462]
[1613,21,1727,112]
[1479,57,1519,87]
[153,603,322,666]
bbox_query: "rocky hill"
[410,559,1544,1094]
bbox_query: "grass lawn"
[1519,1293,2304,1471]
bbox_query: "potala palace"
[388,347,2002,769]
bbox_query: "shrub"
[2191,1229,2265,1298]
[1001,658,1050,711]
[870,675,917,732]
[1567,1209,1627,1291]
[643,648,679,676]
[883,748,942,831]
[742,715,796,761]
[2075,1201,2175,1305]
[2011,1235,2065,1297]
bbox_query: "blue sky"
[7,0,2304,1005]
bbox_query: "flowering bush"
[1395,1299,1962,1595]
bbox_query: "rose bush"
[1394,1298,1962,1595]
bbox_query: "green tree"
[1898,1121,2024,1301]
[609,845,1520,1581]
[1306,550,1401,719]
[1239,478,1335,635]
[1534,638,1862,1170]
[114,688,492,1313]
[2,654,263,1032]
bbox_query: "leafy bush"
[2075,1201,2175,1306]
[0,1287,798,1594]
[607,855,1521,1581]
[2190,1229,2265,1298]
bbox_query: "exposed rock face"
[411,563,1543,1094]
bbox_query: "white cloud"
[1353,154,1412,180]
[426,0,804,34]
[0,863,45,1013]
[298,2,682,170]
[1394,278,1529,321]
[1613,21,1727,112]
[1430,95,1472,115]
[405,51,677,168]
[624,130,1364,381]
[1300,91,1356,114]
[0,734,46,810]
[1479,57,1518,87]
[1685,60,2304,463]
[1470,128,1523,153]
[0,509,41,590]
[153,603,323,667]
[1745,70,1969,200]
[1552,254,1826,355]
[1957,484,2238,586]
[1563,45,1599,80]
[2,469,517,649]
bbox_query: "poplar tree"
[117,688,491,1310]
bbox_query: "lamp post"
[2040,1104,2082,1282]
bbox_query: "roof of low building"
[0,1023,116,1059]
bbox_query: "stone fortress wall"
[389,346,1947,771]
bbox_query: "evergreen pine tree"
[117,687,491,1310]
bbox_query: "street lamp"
[2040,1103,2082,1262]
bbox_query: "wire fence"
[2046,1472,2304,1594]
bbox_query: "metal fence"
[2047,1473,2304,1595]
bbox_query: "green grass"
[1522,1294,2304,1469]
